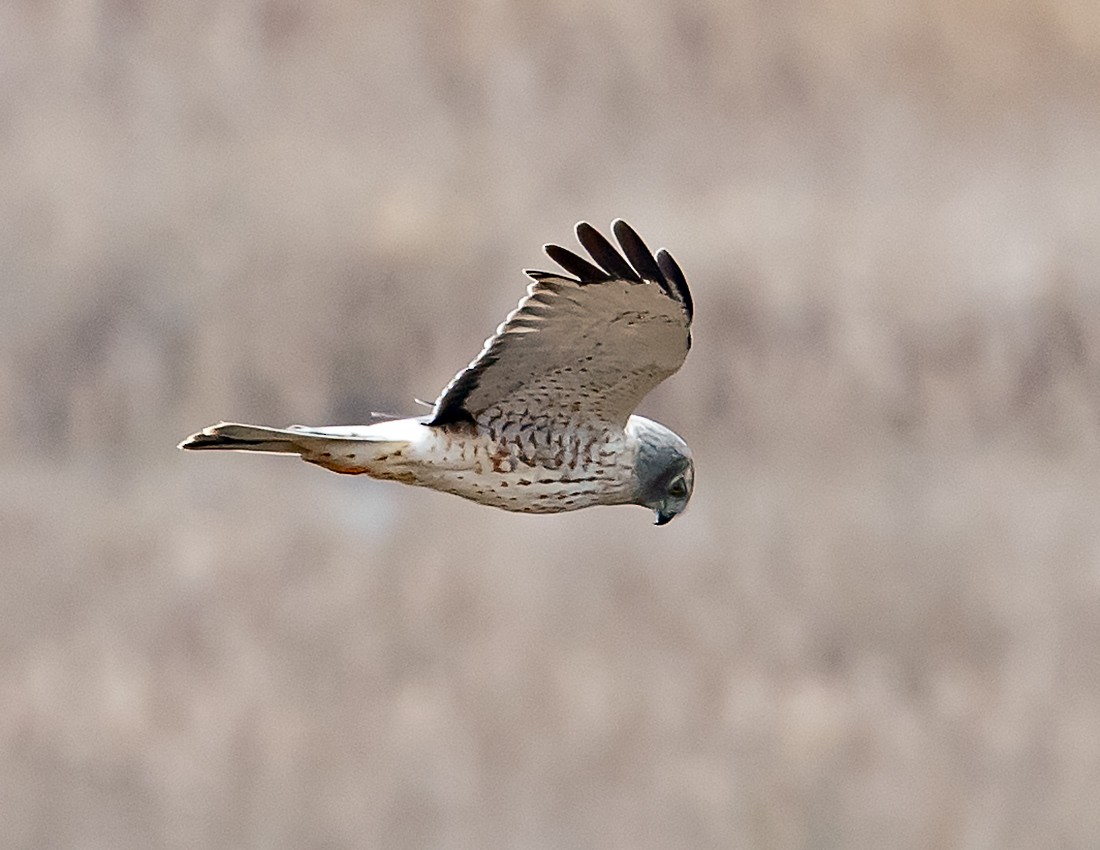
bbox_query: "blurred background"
[4,1,1100,847]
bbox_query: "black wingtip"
[575,222,641,282]
[571,220,692,321]
[657,248,693,321]
[612,219,666,291]
[544,243,611,283]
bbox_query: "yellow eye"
[668,477,688,498]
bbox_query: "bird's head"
[628,416,694,526]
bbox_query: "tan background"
[5,1,1100,848]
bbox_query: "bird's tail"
[178,420,416,476]
[178,422,314,454]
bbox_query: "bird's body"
[181,221,695,524]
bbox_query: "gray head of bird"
[627,416,694,525]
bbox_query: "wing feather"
[430,221,692,428]
[657,248,693,321]
[542,244,612,283]
[612,220,666,291]
[575,222,641,282]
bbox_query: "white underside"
[293,417,639,513]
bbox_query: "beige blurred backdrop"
[4,2,1100,848]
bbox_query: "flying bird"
[179,220,694,524]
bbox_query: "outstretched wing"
[430,220,693,429]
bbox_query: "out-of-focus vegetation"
[4,2,1100,848]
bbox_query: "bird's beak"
[654,509,675,526]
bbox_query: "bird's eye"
[668,477,688,498]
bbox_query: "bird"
[179,220,694,524]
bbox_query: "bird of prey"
[180,220,694,524]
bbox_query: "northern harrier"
[180,220,694,524]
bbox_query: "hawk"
[180,220,694,524]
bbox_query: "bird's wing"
[430,220,693,429]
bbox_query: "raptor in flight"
[180,220,694,524]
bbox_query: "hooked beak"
[654,509,675,526]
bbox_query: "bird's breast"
[390,421,636,513]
